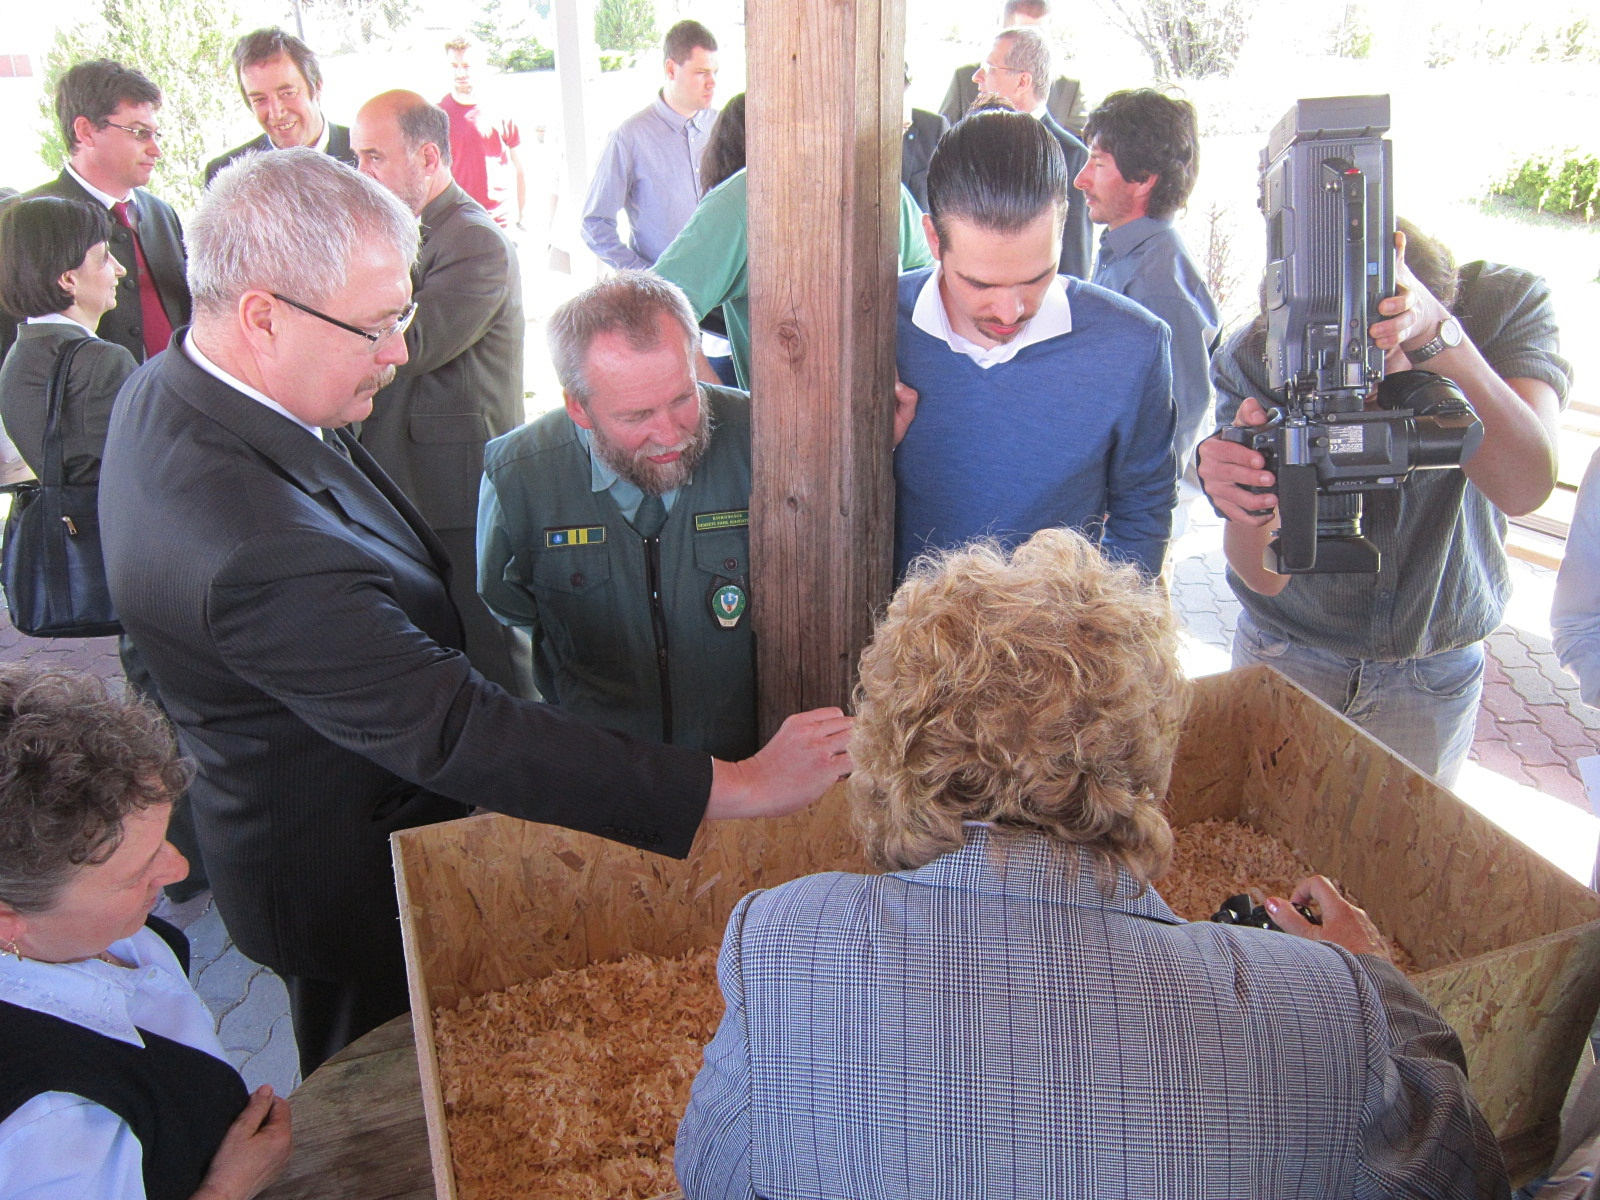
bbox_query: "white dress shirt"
[910,264,1073,369]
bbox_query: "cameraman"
[1198,223,1570,784]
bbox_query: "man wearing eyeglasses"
[0,59,189,365]
[349,90,531,696]
[99,148,854,1074]
[970,27,1092,280]
[203,28,356,185]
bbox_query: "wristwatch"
[1408,316,1463,363]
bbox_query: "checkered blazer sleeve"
[1351,954,1510,1199]
[676,891,761,1200]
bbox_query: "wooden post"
[747,0,905,732]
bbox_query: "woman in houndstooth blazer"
[677,528,1507,1200]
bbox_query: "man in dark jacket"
[479,273,757,760]
[99,148,852,1074]
[2,59,189,364]
[350,90,530,695]
[204,28,356,184]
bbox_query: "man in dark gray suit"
[350,90,530,695]
[99,148,852,1073]
[939,0,1088,136]
[204,28,357,185]
[966,28,1092,279]
[1,59,190,364]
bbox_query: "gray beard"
[590,400,715,495]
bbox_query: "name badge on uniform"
[694,509,750,532]
[544,525,606,548]
[713,583,747,629]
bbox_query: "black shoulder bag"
[0,336,123,637]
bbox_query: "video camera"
[1219,95,1483,574]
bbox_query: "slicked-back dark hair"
[0,197,114,319]
[55,59,162,152]
[663,19,716,63]
[926,108,1067,245]
[1083,89,1200,220]
[232,27,323,100]
[0,666,192,914]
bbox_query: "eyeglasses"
[271,294,419,347]
[979,61,1023,75]
[100,120,162,143]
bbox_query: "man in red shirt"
[439,35,526,228]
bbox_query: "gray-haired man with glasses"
[99,148,855,1076]
[349,89,532,696]
[1,59,189,364]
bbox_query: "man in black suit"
[939,0,1088,136]
[350,91,531,696]
[0,60,190,365]
[204,28,356,185]
[968,27,1092,279]
[99,148,851,1074]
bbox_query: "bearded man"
[477,271,757,758]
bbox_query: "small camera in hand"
[1210,893,1321,932]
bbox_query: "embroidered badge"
[544,525,606,548]
[712,583,747,629]
[694,509,750,532]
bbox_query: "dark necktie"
[323,429,352,459]
[632,492,668,538]
[111,200,174,358]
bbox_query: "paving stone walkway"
[2,505,1592,1098]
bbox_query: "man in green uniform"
[477,272,757,758]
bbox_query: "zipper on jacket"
[643,534,673,743]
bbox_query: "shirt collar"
[1098,214,1170,264]
[652,92,713,134]
[65,163,129,207]
[184,332,323,440]
[26,312,95,333]
[310,115,332,155]
[910,264,1073,369]
[0,929,189,1048]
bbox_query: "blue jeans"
[1231,611,1485,787]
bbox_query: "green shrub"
[501,36,555,72]
[595,0,656,54]
[1492,148,1600,223]
[599,52,629,72]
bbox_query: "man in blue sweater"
[894,107,1176,579]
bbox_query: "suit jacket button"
[570,572,584,587]
[724,558,737,571]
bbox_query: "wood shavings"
[432,946,720,1200]
[1164,818,1414,970]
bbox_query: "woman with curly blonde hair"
[677,529,1506,1200]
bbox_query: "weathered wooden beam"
[748,0,905,732]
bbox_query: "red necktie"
[112,200,174,359]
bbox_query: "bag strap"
[39,336,94,491]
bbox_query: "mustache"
[360,365,398,394]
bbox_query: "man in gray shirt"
[581,20,719,270]
[1078,89,1219,475]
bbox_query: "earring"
[2,938,18,959]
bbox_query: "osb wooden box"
[393,665,1600,1195]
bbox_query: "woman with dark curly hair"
[0,666,290,1200]
[676,528,1507,1200]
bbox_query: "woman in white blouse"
[0,666,290,1199]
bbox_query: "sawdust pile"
[1163,818,1413,969]
[432,946,720,1200]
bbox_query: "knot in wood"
[777,320,805,364]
